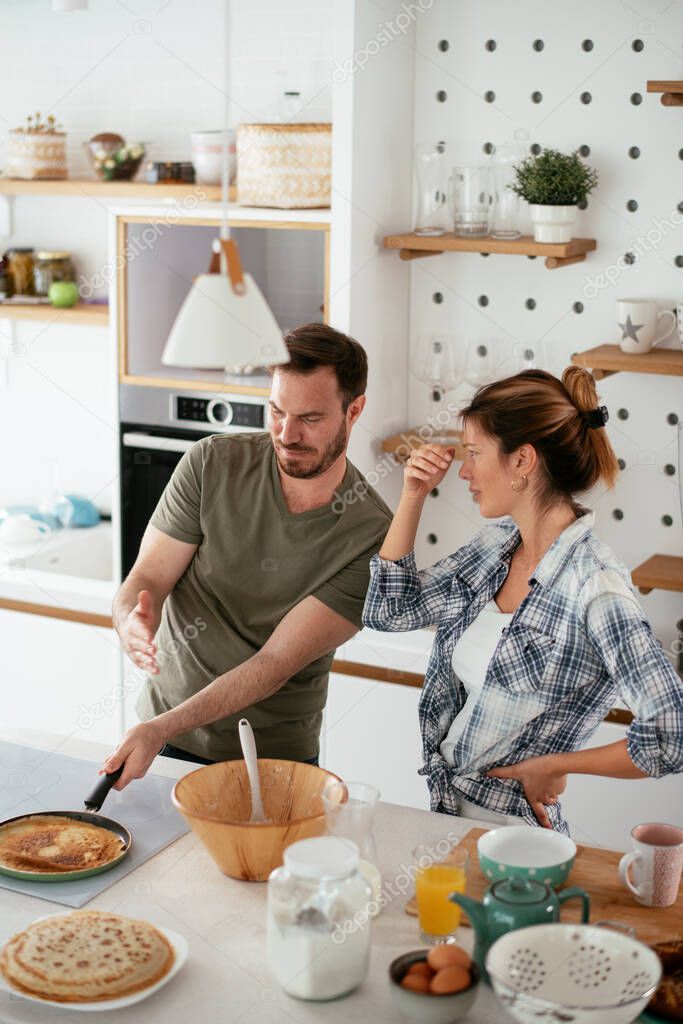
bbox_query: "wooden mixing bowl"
[171,758,345,881]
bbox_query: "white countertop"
[0,729,515,1024]
[0,523,115,617]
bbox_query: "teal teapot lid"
[490,876,550,904]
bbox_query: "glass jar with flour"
[266,836,372,1000]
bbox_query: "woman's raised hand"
[403,444,457,500]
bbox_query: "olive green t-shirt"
[136,432,392,761]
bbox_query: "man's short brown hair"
[279,323,368,411]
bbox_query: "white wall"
[406,0,683,656]
[0,0,335,513]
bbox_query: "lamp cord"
[220,0,231,244]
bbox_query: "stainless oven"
[119,384,269,578]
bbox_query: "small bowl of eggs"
[388,944,480,1023]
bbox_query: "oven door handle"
[122,432,198,454]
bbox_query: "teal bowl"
[477,825,576,888]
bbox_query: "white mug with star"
[617,299,676,354]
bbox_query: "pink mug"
[619,822,683,908]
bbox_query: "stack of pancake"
[0,815,124,873]
[0,911,175,1002]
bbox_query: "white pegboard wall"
[404,0,683,652]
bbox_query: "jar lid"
[6,248,33,254]
[36,251,71,259]
[283,837,359,881]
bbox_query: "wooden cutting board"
[405,827,683,945]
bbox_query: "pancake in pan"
[0,815,124,874]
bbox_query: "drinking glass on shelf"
[411,334,463,443]
[450,164,493,237]
[413,142,449,236]
[413,842,469,944]
[491,145,526,240]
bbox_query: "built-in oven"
[119,384,269,578]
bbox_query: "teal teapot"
[449,876,590,980]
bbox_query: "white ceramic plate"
[0,922,188,1012]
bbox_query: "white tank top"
[439,598,513,766]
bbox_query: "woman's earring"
[511,475,528,493]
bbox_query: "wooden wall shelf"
[383,232,596,268]
[632,555,683,594]
[0,302,108,325]
[0,178,237,202]
[647,81,683,107]
[381,426,464,461]
[121,373,270,397]
[571,344,683,380]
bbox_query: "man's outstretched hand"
[116,589,160,674]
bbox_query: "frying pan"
[0,766,132,883]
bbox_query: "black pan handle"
[83,765,124,812]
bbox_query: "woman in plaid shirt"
[363,367,683,833]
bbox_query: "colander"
[486,922,662,1024]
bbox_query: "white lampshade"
[162,269,289,370]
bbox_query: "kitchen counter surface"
[0,729,519,1024]
[0,523,116,617]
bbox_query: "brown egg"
[427,944,471,972]
[401,972,432,993]
[429,964,471,995]
[406,961,433,979]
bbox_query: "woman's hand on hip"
[403,444,457,500]
[487,754,568,829]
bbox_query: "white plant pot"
[529,204,577,243]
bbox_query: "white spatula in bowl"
[238,718,268,824]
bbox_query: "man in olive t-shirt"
[105,323,392,788]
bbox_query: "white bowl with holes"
[486,923,661,1024]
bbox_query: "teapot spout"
[449,892,487,942]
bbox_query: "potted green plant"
[510,148,598,243]
[6,112,67,180]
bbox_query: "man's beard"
[275,419,348,479]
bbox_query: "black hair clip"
[583,405,609,429]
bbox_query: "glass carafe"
[322,780,382,913]
[413,142,448,236]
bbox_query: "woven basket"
[236,123,331,209]
[6,131,67,180]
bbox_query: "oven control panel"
[174,395,266,430]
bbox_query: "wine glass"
[411,334,463,443]
[461,339,510,398]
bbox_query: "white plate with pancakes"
[0,911,188,1011]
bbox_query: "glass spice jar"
[34,251,75,297]
[6,248,35,296]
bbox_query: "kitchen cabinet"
[0,609,120,746]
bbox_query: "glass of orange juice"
[413,842,469,944]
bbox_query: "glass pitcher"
[322,780,382,913]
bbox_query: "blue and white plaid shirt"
[363,513,683,834]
